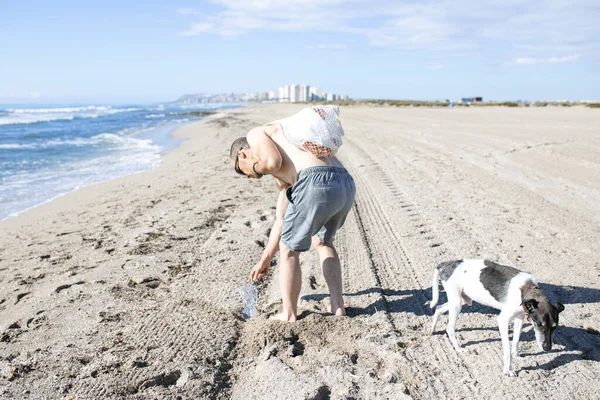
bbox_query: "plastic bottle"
[239,283,258,319]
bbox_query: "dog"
[430,259,564,376]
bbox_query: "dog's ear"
[554,302,565,313]
[522,299,539,313]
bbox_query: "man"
[229,110,355,322]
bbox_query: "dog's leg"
[446,292,463,351]
[430,268,440,309]
[461,291,472,306]
[512,316,524,359]
[498,312,516,376]
[431,302,449,333]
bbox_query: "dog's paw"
[504,370,517,377]
[512,353,523,360]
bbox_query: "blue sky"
[1,0,599,103]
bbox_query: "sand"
[1,104,599,399]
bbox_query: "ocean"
[0,103,241,220]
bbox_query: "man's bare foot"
[331,306,346,317]
[269,312,297,322]
[324,302,348,316]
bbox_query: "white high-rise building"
[271,84,347,102]
[277,86,289,102]
[277,86,285,102]
[299,84,309,102]
[309,86,322,101]
[289,84,302,103]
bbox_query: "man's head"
[230,137,263,179]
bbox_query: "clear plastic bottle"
[239,283,258,319]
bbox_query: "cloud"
[515,54,581,65]
[178,0,599,62]
[177,8,200,16]
[305,44,347,50]
[180,23,214,36]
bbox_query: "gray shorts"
[282,166,356,252]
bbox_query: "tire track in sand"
[337,140,481,399]
[349,127,600,384]
[341,134,600,399]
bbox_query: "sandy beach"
[1,104,600,399]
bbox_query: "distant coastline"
[170,92,600,109]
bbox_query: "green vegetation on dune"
[303,99,597,108]
[310,99,449,107]
[472,102,520,107]
[364,99,449,107]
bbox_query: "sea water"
[0,103,240,220]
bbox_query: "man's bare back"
[263,124,343,186]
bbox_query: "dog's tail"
[431,268,440,309]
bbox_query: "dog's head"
[523,297,565,351]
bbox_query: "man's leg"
[311,236,345,316]
[276,241,302,322]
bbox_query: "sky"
[1,0,599,103]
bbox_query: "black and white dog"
[430,259,564,376]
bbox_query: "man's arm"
[246,127,283,175]
[250,179,289,282]
[262,181,289,259]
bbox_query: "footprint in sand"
[55,281,85,293]
[15,292,30,305]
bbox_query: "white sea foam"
[0,132,162,220]
[0,132,158,150]
[0,143,35,149]
[1,152,162,221]
[0,104,237,220]
[0,106,140,126]
[0,115,76,125]
[7,106,112,113]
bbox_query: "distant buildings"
[246,84,349,103]
[174,85,348,104]
[175,93,245,104]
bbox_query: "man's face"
[233,148,263,179]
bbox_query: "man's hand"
[250,257,271,282]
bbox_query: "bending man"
[229,108,355,322]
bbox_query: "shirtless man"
[230,120,355,322]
